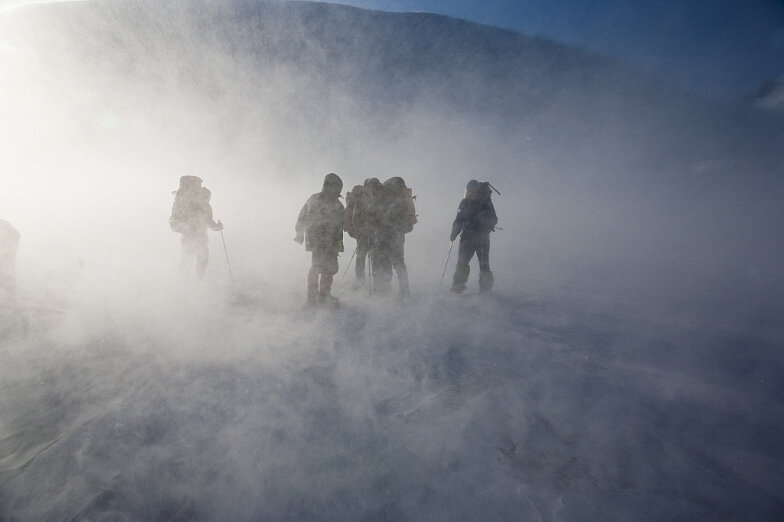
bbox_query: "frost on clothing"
[296,194,345,253]
[295,173,345,305]
[170,177,223,278]
[177,191,221,237]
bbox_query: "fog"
[1,1,783,520]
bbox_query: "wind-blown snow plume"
[1,1,783,520]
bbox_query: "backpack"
[382,177,418,233]
[343,185,363,238]
[403,186,417,232]
[169,176,203,233]
[478,182,492,203]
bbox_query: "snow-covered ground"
[1,1,783,520]
[2,274,782,520]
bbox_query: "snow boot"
[479,271,494,293]
[450,282,466,294]
[318,293,340,308]
[451,263,469,293]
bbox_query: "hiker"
[169,175,223,278]
[450,180,498,293]
[295,173,345,306]
[0,219,20,306]
[344,177,382,289]
[371,177,416,298]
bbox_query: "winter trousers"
[451,235,493,293]
[372,232,410,297]
[180,233,209,278]
[308,248,339,303]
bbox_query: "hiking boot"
[318,293,340,308]
[479,271,494,293]
[450,283,465,294]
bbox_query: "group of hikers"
[169,173,499,307]
[294,174,418,306]
[0,173,498,315]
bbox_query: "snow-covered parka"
[374,177,416,239]
[171,186,221,236]
[347,178,383,241]
[296,174,345,252]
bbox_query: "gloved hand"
[294,233,304,244]
[450,223,460,242]
[334,239,344,253]
[215,220,224,231]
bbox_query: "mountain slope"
[0,0,728,144]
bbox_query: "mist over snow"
[1,0,783,520]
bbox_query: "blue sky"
[328,0,784,100]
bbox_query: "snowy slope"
[2,281,783,520]
[1,1,783,520]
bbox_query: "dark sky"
[327,0,784,100]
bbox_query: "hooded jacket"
[450,197,497,241]
[296,174,345,252]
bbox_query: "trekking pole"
[437,240,455,296]
[368,243,374,296]
[342,244,359,279]
[219,228,234,282]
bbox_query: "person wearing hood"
[169,175,223,278]
[450,180,498,293]
[295,173,345,306]
[371,177,416,299]
[344,177,382,289]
